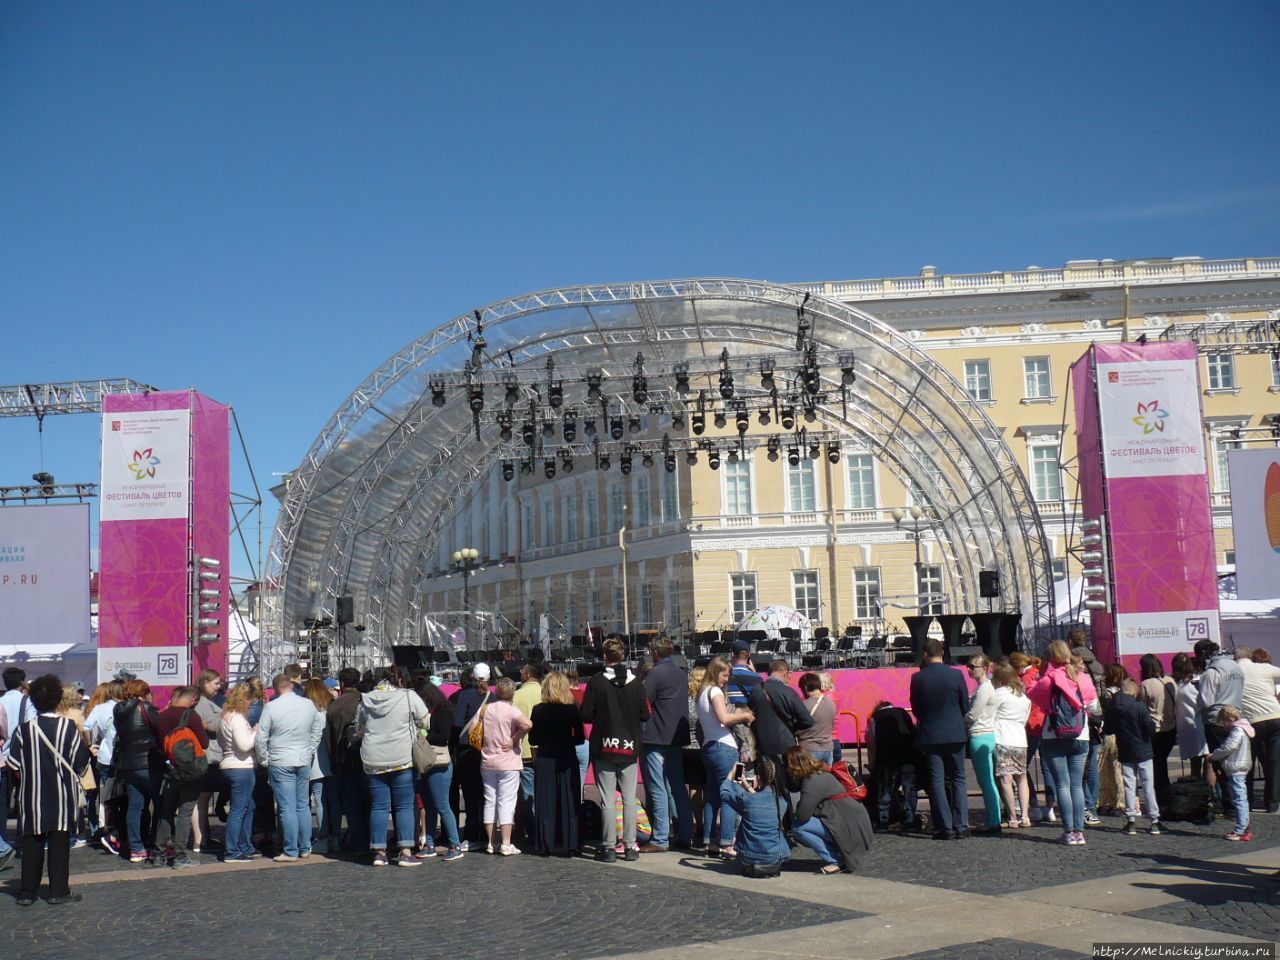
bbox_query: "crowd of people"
[0,630,1276,903]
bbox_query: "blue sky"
[2,2,1278,575]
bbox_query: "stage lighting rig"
[430,381,447,408]
[826,442,841,464]
[787,445,801,467]
[713,408,727,430]
[801,346,821,395]
[541,420,554,439]
[766,436,780,462]
[544,458,556,480]
[501,460,514,481]
[808,437,821,460]
[562,411,577,442]
[727,446,739,464]
[673,362,690,394]
[839,352,856,386]
[760,358,776,392]
[628,416,642,435]
[520,459,533,476]
[497,411,513,442]
[610,415,624,441]
[686,448,698,466]
[468,384,484,414]
[584,418,598,439]
[586,370,604,404]
[560,449,575,474]
[641,449,654,469]
[503,372,520,406]
[597,448,611,472]
[521,420,536,446]
[632,354,648,404]
[620,446,633,475]
[691,393,706,435]
[707,445,721,471]
[672,407,686,432]
[795,292,811,350]
[734,401,749,435]
[780,403,796,431]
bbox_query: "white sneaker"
[1045,807,1058,824]
[485,843,495,855]
[500,844,522,856]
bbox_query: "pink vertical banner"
[1072,342,1219,668]
[1071,346,1114,662]
[98,390,229,703]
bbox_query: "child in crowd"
[719,757,789,878]
[1104,680,1161,836]
[1209,705,1255,842]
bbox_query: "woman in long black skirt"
[528,671,584,857]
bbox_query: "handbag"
[405,693,437,774]
[461,691,491,751]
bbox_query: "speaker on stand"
[979,571,1000,613]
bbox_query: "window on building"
[638,583,653,627]
[786,459,817,512]
[964,359,992,401]
[634,474,651,527]
[852,568,881,620]
[724,458,753,516]
[521,501,536,549]
[665,579,681,629]
[792,570,821,622]
[730,573,758,624]
[613,585,625,630]
[917,564,944,615]
[582,486,599,539]
[1207,353,1236,390]
[661,470,679,522]
[588,588,601,626]
[607,481,625,533]
[1272,354,1280,388]
[1225,550,1236,566]
[846,453,877,509]
[1050,558,1067,582]
[1024,357,1052,400]
[1212,426,1244,492]
[1030,443,1063,503]
[562,493,578,543]
[541,497,556,546]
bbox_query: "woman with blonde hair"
[684,666,706,842]
[696,657,755,856]
[303,677,338,854]
[992,663,1031,828]
[1010,651,1056,822]
[84,679,125,853]
[529,670,584,856]
[1027,641,1100,845]
[56,683,91,848]
[217,682,258,862]
[480,676,533,855]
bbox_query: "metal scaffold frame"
[262,279,1057,673]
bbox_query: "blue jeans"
[367,767,416,852]
[792,814,839,866]
[417,762,460,848]
[923,742,968,834]
[1083,740,1101,814]
[702,741,739,847]
[121,767,162,855]
[310,776,338,846]
[576,743,590,795]
[336,768,369,852]
[1040,737,1089,833]
[808,749,834,766]
[1026,734,1057,809]
[643,744,692,847]
[1224,774,1249,835]
[268,765,312,858]
[223,767,256,858]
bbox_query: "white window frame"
[633,473,651,527]
[1023,356,1052,400]
[852,567,881,620]
[562,491,578,544]
[1207,353,1236,391]
[917,564,944,616]
[541,495,556,546]
[1210,421,1247,492]
[582,486,600,540]
[792,570,821,623]
[661,469,679,522]
[722,457,754,516]
[730,572,758,624]
[845,452,877,510]
[521,500,536,550]
[638,582,654,627]
[606,480,625,533]
[785,458,818,512]
[1050,558,1067,582]
[964,359,992,401]
[1028,442,1064,503]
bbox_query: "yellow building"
[414,256,1280,643]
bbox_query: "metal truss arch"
[263,280,1054,673]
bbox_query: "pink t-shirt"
[480,700,532,772]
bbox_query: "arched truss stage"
[261,279,1055,672]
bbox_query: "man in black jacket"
[580,638,650,862]
[868,700,923,831]
[639,637,692,853]
[748,660,814,819]
[325,667,368,853]
[909,640,971,840]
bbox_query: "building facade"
[417,256,1280,643]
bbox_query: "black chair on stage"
[858,634,888,668]
[803,638,830,670]
[782,633,803,667]
[813,626,831,643]
[832,634,856,668]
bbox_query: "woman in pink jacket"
[480,677,533,856]
[1026,641,1099,846]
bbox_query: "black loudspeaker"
[902,615,934,659]
[390,645,433,671]
[969,613,1006,661]
[979,571,1000,599]
[336,595,355,625]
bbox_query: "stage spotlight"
[498,411,513,443]
[780,404,796,430]
[560,450,575,474]
[563,413,577,442]
[691,411,705,436]
[542,420,554,439]
[544,459,556,480]
[760,359,775,392]
[708,446,721,470]
[664,454,676,473]
[766,437,780,462]
[673,362,690,394]
[520,459,533,476]
[548,381,564,409]
[686,449,698,466]
[584,418,598,438]
[672,410,686,431]
[758,408,771,426]
[633,354,648,404]
[826,442,841,464]
[727,447,739,464]
[468,384,485,414]
[598,451,611,471]
[839,352,856,386]
[503,373,520,406]
[430,381,447,408]
[804,400,817,423]
[713,409,727,430]
[719,366,734,399]
[787,446,801,467]
[620,448,633,475]
[501,460,515,482]
[808,439,821,460]
[610,417,624,441]
[628,416,642,435]
[642,450,655,469]
[521,420,536,446]
[586,370,603,403]
[802,363,820,395]
[735,405,749,435]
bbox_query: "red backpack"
[163,710,209,782]
[826,760,868,802]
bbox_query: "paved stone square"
[1,812,1276,960]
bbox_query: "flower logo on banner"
[128,448,161,480]
[1131,400,1169,435]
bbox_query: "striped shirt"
[5,714,91,835]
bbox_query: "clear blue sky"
[2,2,1278,576]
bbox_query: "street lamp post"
[892,505,927,614]
[452,546,480,630]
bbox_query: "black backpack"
[1160,777,1216,824]
[579,798,603,843]
[330,714,363,773]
